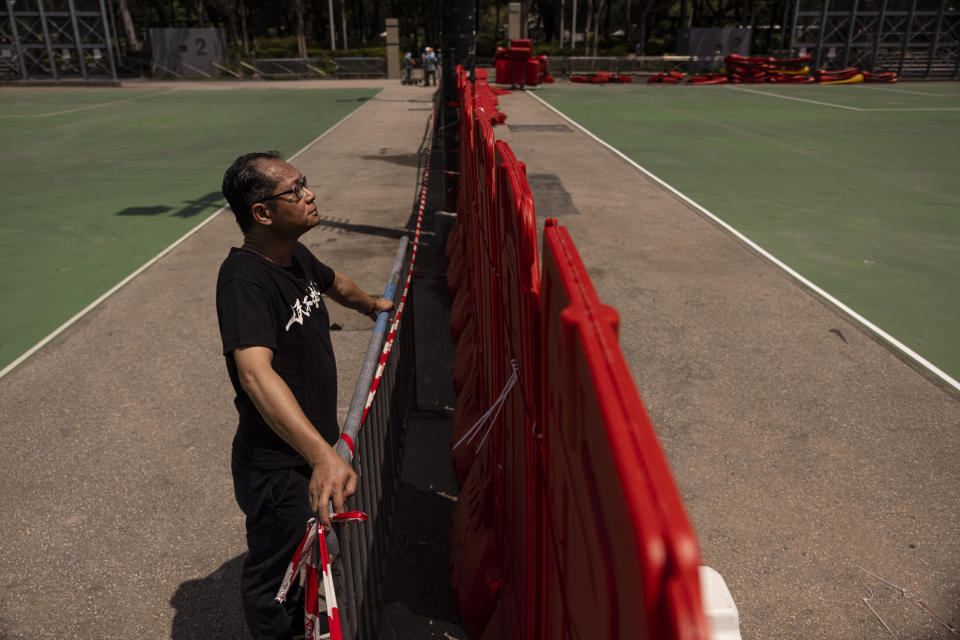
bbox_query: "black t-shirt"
[216,243,338,468]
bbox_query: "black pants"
[232,456,314,640]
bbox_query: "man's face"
[255,159,319,234]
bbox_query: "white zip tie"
[861,588,898,639]
[452,360,520,452]
[855,565,960,635]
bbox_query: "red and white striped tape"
[276,513,367,640]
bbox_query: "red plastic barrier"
[447,67,476,305]
[450,109,503,485]
[495,58,509,85]
[863,70,898,83]
[538,219,707,639]
[445,67,709,640]
[484,141,542,639]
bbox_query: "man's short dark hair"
[222,151,282,232]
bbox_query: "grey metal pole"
[925,0,946,78]
[871,0,887,72]
[955,26,960,78]
[7,0,28,80]
[841,0,858,68]
[106,0,122,66]
[813,0,830,71]
[66,0,88,79]
[36,0,58,80]
[328,0,336,50]
[98,0,118,80]
[897,0,917,78]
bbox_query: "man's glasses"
[256,176,308,204]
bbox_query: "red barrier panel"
[446,66,475,302]
[538,219,707,639]
[485,141,542,640]
[451,109,503,485]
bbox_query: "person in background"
[423,46,438,87]
[217,152,394,640]
[403,50,414,84]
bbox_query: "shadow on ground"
[170,555,252,640]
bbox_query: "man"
[423,46,437,87]
[403,50,413,84]
[217,152,394,639]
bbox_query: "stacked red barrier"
[494,39,552,86]
[445,64,709,639]
[644,54,897,86]
[863,70,898,82]
[572,70,633,83]
[648,70,686,84]
[724,53,814,83]
[816,67,864,83]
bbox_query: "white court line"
[862,107,960,112]
[0,89,179,118]
[724,85,863,110]
[0,91,379,381]
[528,90,960,394]
[858,85,943,97]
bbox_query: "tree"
[118,0,141,53]
[296,0,308,57]
[591,0,605,55]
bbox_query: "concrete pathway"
[0,81,460,639]
[492,85,960,640]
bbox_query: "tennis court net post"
[332,235,416,640]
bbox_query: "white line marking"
[859,85,943,97]
[0,91,380,381]
[0,90,180,118]
[528,90,960,394]
[724,85,863,110]
[862,107,960,112]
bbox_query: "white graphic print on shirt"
[285,282,324,331]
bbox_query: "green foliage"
[251,35,385,59]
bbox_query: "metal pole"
[925,0,946,78]
[955,23,960,79]
[106,0,122,66]
[36,0,58,80]
[98,0,118,80]
[779,0,790,54]
[813,0,829,70]
[7,0,29,80]
[559,0,565,48]
[871,0,887,71]
[66,0,88,79]
[328,0,336,50]
[898,0,917,78]
[841,0,858,68]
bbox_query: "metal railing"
[331,236,416,639]
[243,56,387,79]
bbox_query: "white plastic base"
[699,566,742,640]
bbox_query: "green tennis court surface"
[536,83,960,385]
[0,86,378,372]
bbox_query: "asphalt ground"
[494,84,960,639]
[0,80,463,638]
